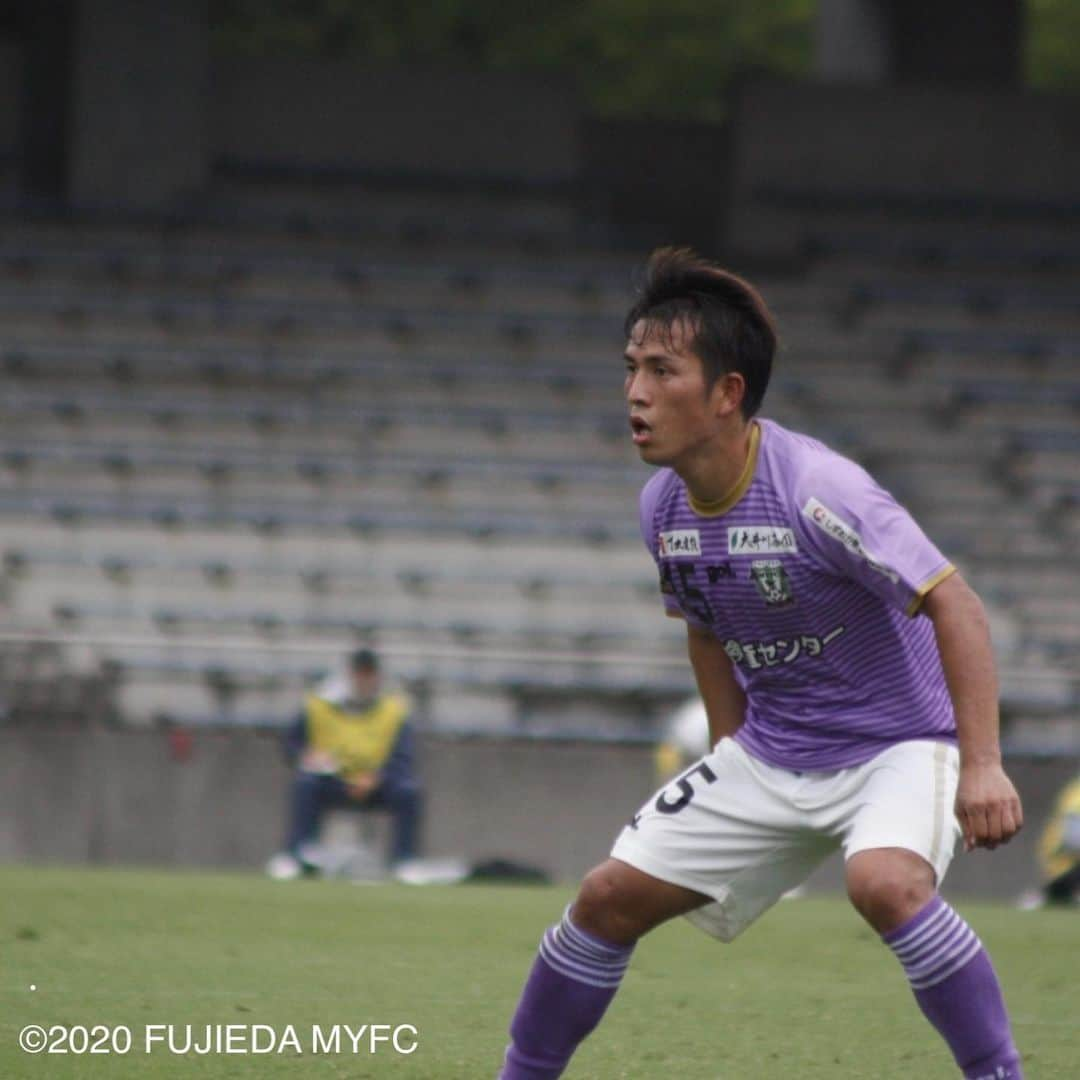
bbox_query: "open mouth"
[629,416,652,444]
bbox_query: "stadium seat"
[201,561,233,587]
[3,349,32,377]
[1,221,1075,744]
[101,556,132,584]
[296,567,328,594]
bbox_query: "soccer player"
[499,248,1025,1079]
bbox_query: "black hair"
[624,247,777,418]
[349,648,379,673]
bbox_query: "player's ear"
[709,371,746,418]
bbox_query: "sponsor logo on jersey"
[706,562,735,581]
[750,559,794,606]
[801,497,900,584]
[727,526,797,555]
[658,529,701,557]
[723,625,845,670]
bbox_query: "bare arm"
[922,571,1023,850]
[686,621,747,748]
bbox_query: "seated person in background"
[1037,772,1080,906]
[268,648,422,878]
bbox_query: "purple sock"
[500,906,634,1080]
[884,894,1023,1079]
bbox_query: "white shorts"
[611,737,962,942]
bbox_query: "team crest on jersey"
[750,559,794,606]
[658,529,701,557]
[728,526,797,555]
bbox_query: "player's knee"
[572,863,645,945]
[846,852,935,932]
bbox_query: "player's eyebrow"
[624,348,680,366]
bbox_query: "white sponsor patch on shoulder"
[658,529,701,557]
[727,526,797,556]
[801,497,900,583]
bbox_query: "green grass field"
[2,866,1076,1079]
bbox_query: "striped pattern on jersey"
[640,418,956,771]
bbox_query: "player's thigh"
[841,739,962,887]
[611,738,836,942]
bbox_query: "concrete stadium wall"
[815,0,1022,87]
[16,1,579,209]
[1,728,1075,902]
[0,39,17,201]
[0,729,652,882]
[726,78,1080,258]
[0,39,20,159]
[210,57,580,185]
[580,116,727,252]
[68,0,209,209]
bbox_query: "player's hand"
[300,749,339,774]
[346,772,379,800]
[955,760,1023,852]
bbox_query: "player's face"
[350,668,379,702]
[624,318,726,467]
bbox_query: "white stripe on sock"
[887,900,985,991]
[538,940,626,989]
[889,903,953,958]
[537,921,630,990]
[909,936,983,990]
[894,912,965,969]
[902,922,977,981]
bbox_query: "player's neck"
[677,420,757,511]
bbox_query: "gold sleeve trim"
[906,564,957,617]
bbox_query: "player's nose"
[625,369,650,405]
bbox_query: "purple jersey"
[640,418,957,771]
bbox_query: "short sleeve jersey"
[639,419,957,771]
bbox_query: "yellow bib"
[1039,776,1080,881]
[305,692,408,777]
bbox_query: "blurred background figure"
[654,697,711,781]
[267,648,422,879]
[1026,772,1080,908]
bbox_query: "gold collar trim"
[687,422,761,518]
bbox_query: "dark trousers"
[1045,862,1080,905]
[285,771,422,865]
